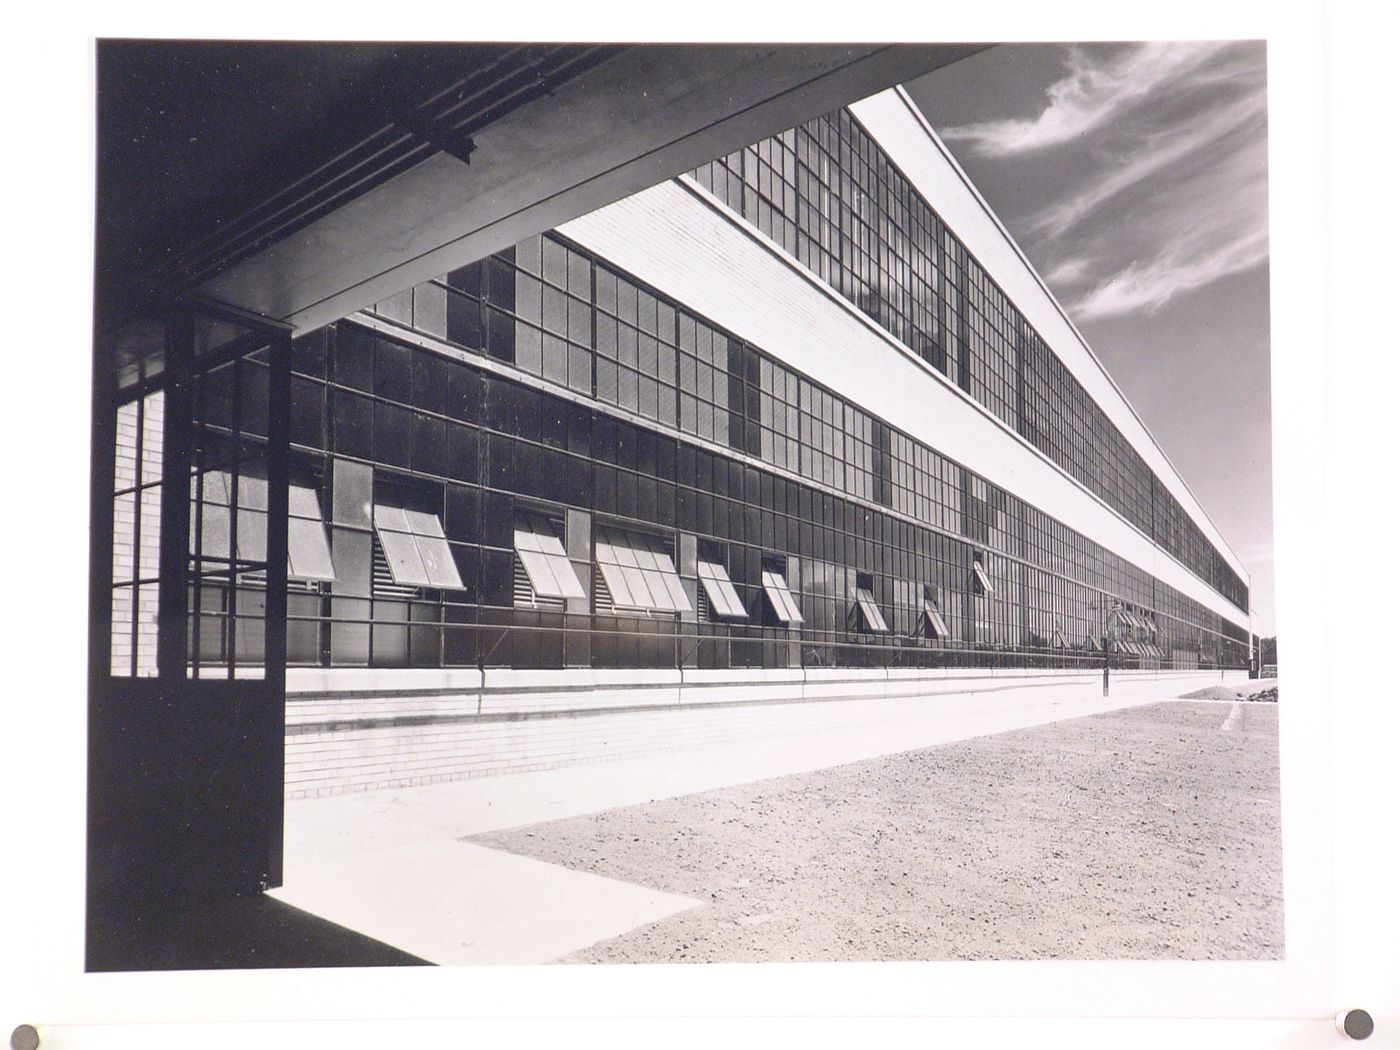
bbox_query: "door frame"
[88,296,294,948]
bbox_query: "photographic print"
[87,39,1280,974]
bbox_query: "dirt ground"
[1180,678,1279,703]
[471,701,1282,963]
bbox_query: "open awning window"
[853,587,889,633]
[918,599,950,638]
[514,514,585,600]
[372,503,462,589]
[697,561,748,620]
[1051,628,1066,648]
[287,484,337,581]
[192,470,336,582]
[595,526,690,613]
[760,570,804,625]
[971,559,994,595]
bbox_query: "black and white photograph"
[85,36,1283,970]
[3,7,1396,1048]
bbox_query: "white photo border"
[4,1,1394,1047]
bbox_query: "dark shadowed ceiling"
[95,40,986,364]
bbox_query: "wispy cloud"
[940,42,1236,157]
[1062,122,1271,320]
[1027,87,1266,239]
[1043,257,1091,285]
[1069,227,1268,320]
[936,41,1275,321]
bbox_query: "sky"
[904,42,1275,637]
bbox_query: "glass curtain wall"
[690,107,1248,612]
[272,225,1246,672]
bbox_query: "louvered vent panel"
[593,563,614,614]
[514,555,564,610]
[372,533,420,599]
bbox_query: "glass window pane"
[378,528,431,586]
[515,235,542,275]
[535,526,568,558]
[414,534,463,590]
[135,583,160,677]
[231,473,268,515]
[374,504,411,532]
[516,322,543,375]
[598,561,635,607]
[973,561,995,594]
[514,525,543,553]
[546,553,586,599]
[330,527,372,597]
[137,484,162,581]
[719,579,746,617]
[140,391,165,487]
[657,571,686,613]
[856,588,889,632]
[643,568,679,611]
[288,517,336,582]
[288,484,322,520]
[110,585,134,675]
[112,491,137,584]
[698,564,746,619]
[542,237,567,288]
[543,284,567,335]
[403,508,446,539]
[543,335,568,385]
[595,528,686,611]
[332,459,373,527]
[924,601,950,638]
[620,565,652,606]
[762,571,803,624]
[236,506,269,564]
[518,548,559,594]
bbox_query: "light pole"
[1090,596,1118,697]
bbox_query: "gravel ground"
[1181,678,1280,703]
[471,701,1282,963]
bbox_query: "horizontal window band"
[680,111,1246,607]
[342,313,1247,633]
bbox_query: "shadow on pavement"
[87,893,431,971]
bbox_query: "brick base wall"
[284,667,1242,798]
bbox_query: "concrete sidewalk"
[270,674,1243,964]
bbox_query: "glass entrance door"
[90,301,292,949]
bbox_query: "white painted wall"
[560,178,1250,632]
